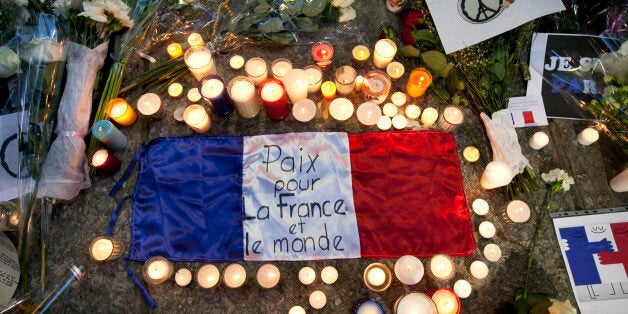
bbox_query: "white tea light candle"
[529,131,550,150]
[168,82,183,98]
[321,266,338,284]
[175,268,192,287]
[271,58,292,79]
[292,99,317,122]
[356,101,382,126]
[478,221,496,238]
[89,237,122,262]
[472,198,489,216]
[364,263,392,292]
[470,261,489,279]
[229,55,245,70]
[196,264,220,288]
[256,263,280,289]
[577,127,599,146]
[463,146,480,162]
[421,107,438,127]
[453,279,472,298]
[377,115,392,130]
[483,243,502,262]
[142,256,174,285]
[289,306,306,314]
[187,87,202,102]
[245,57,268,85]
[392,115,408,129]
[391,91,407,106]
[431,289,460,314]
[329,98,354,121]
[309,290,327,309]
[386,61,405,81]
[394,255,424,285]
[405,104,421,119]
[187,32,204,46]
[223,263,246,288]
[382,103,398,117]
[298,266,316,285]
[173,106,186,122]
[506,200,531,223]
[137,93,165,119]
[429,254,454,280]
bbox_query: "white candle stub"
[529,131,550,150]
[506,200,531,223]
[197,264,220,288]
[175,268,192,287]
[382,102,398,117]
[429,254,454,280]
[391,91,407,106]
[298,266,316,285]
[577,127,599,146]
[421,107,438,126]
[187,88,202,102]
[223,263,246,288]
[367,267,386,286]
[392,115,408,129]
[470,261,489,279]
[329,98,354,121]
[321,266,338,284]
[356,101,382,126]
[292,99,317,122]
[472,198,489,216]
[394,255,424,285]
[377,116,392,130]
[229,55,245,70]
[288,306,306,314]
[610,168,628,193]
[256,264,280,289]
[483,243,502,262]
[453,279,472,298]
[309,290,327,309]
[478,221,496,238]
[405,104,421,119]
[137,93,162,116]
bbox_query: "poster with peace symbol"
[425,0,565,54]
[0,112,22,202]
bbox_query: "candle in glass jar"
[271,58,292,79]
[321,81,337,100]
[354,75,364,92]
[105,98,137,126]
[199,74,234,116]
[137,92,165,119]
[89,236,122,262]
[471,198,489,216]
[463,146,480,162]
[405,104,421,119]
[610,168,628,192]
[187,87,202,102]
[355,299,385,314]
[430,289,461,314]
[311,42,334,68]
[142,256,174,285]
[183,105,211,133]
[258,78,289,121]
[395,293,438,314]
[256,264,280,289]
[406,68,433,97]
[429,254,454,280]
[309,290,327,309]
[223,263,246,288]
[167,43,183,58]
[363,70,392,104]
[438,105,464,132]
[483,243,502,262]
[289,306,306,314]
[478,221,496,238]
[227,76,260,118]
[335,65,357,95]
[480,161,513,189]
[421,107,438,126]
[329,98,354,121]
[470,261,489,279]
[90,148,121,174]
[175,268,193,287]
[394,255,424,285]
[453,279,472,298]
[529,131,550,150]
[382,102,398,117]
[357,101,382,126]
[245,57,268,85]
[282,69,309,104]
[292,99,317,122]
[321,266,338,284]
[373,39,397,68]
[196,264,220,288]
[577,127,599,146]
[229,55,245,70]
[391,91,407,106]
[363,263,392,292]
[386,61,405,82]
[392,115,408,129]
[92,120,127,151]
[377,116,392,130]
[184,46,216,81]
[352,45,370,65]
[506,200,531,223]
[298,266,316,285]
[304,65,323,93]
[187,32,204,46]
[168,82,184,98]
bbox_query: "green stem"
[524,189,555,298]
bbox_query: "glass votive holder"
[245,57,268,85]
[183,104,212,133]
[304,65,323,94]
[363,70,392,105]
[352,45,371,68]
[406,68,433,98]
[271,58,292,79]
[227,76,261,118]
[89,236,123,262]
[142,256,174,285]
[438,105,464,132]
[394,292,438,314]
[335,66,357,95]
[105,98,137,126]
[363,262,392,292]
[386,61,405,82]
[311,42,334,68]
[428,254,455,280]
[373,39,397,68]
[184,45,216,81]
[89,148,121,175]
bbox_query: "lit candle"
[245,57,268,85]
[506,200,531,223]
[463,146,480,162]
[92,120,127,151]
[377,116,392,130]
[187,87,202,102]
[405,104,421,119]
[304,65,323,93]
[271,58,292,79]
[104,98,136,127]
[8,212,18,227]
[329,98,354,121]
[223,263,246,288]
[429,254,454,280]
[420,107,438,127]
[577,127,599,146]
[355,299,385,314]
[309,290,327,310]
[478,221,496,238]
[142,256,174,285]
[292,98,317,122]
[386,0,408,13]
[480,161,513,189]
[258,78,289,121]
[187,32,204,47]
[610,168,628,192]
[469,260,489,279]
[363,263,392,292]
[137,92,165,119]
[196,264,220,288]
[321,266,338,284]
[352,45,370,65]
[298,266,316,285]
[354,75,364,92]
[282,69,309,104]
[311,42,334,68]
[392,115,408,129]
[430,289,461,314]
[89,236,122,262]
[356,101,382,126]
[453,279,472,298]
[394,293,438,314]
[483,243,502,262]
[289,306,306,314]
[175,268,193,287]
[471,198,489,216]
[173,106,186,122]
[382,103,398,117]
[529,131,550,150]
[321,81,337,100]
[256,263,280,289]
[168,82,184,98]
[199,74,234,116]
[386,61,405,82]
[363,70,392,104]
[372,39,397,68]
[227,76,261,118]
[391,91,407,106]
[438,105,464,132]
[334,65,357,95]
[184,46,216,81]
[229,55,245,70]
[89,148,121,174]
[406,68,433,98]
[183,104,211,133]
[394,255,424,285]
[167,43,183,58]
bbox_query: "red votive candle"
[311,42,334,68]
[89,148,121,175]
[258,78,289,121]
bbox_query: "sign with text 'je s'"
[242,133,360,260]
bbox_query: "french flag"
[110,131,475,263]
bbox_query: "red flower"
[401,26,415,46]
[401,10,424,27]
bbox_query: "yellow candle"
[463,146,480,162]
[352,45,370,62]
[89,237,122,262]
[168,83,183,98]
[183,105,211,133]
[106,98,137,126]
[187,32,204,47]
[167,43,183,58]
[229,55,245,70]
[321,81,336,100]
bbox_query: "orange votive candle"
[406,68,433,98]
[106,98,137,126]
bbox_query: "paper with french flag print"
[115,131,475,262]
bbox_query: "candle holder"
[245,57,268,85]
[166,43,183,59]
[92,120,127,151]
[304,65,323,94]
[428,254,455,280]
[229,55,245,71]
[258,78,289,121]
[335,66,357,96]
[394,255,424,285]
[354,299,385,314]
[137,92,165,119]
[311,42,334,68]
[373,39,397,68]
[89,148,121,175]
[329,98,354,122]
[227,76,261,118]
[184,45,216,81]
[282,69,309,104]
[89,236,122,262]
[105,98,136,126]
[386,61,405,82]
[196,264,220,288]
[363,70,392,105]
[183,105,212,133]
[199,74,234,116]
[292,99,317,123]
[394,292,438,314]
[142,256,174,285]
[271,58,292,79]
[352,45,371,68]
[363,262,392,292]
[406,68,433,98]
[427,288,461,314]
[438,105,464,132]
[356,101,382,127]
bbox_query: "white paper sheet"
[0,113,22,202]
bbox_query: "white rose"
[338,6,356,23]
[0,46,19,78]
[21,38,66,64]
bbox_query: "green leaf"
[491,62,506,81]
[526,293,550,308]
[258,17,285,33]
[294,16,319,32]
[302,0,326,17]
[412,29,438,45]
[421,50,448,74]
[399,45,421,58]
[277,0,304,18]
[430,85,450,102]
[263,31,297,43]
